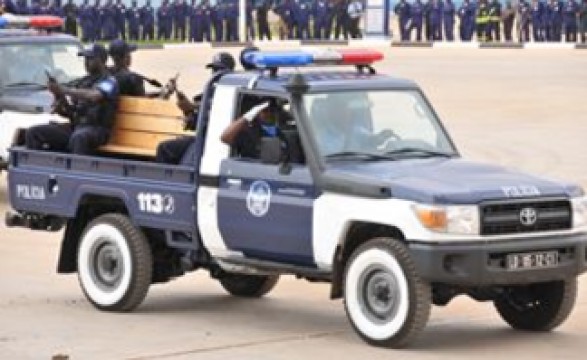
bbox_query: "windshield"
[0,42,85,89]
[303,90,457,161]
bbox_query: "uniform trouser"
[565,25,577,42]
[65,20,77,36]
[348,18,361,38]
[297,21,310,39]
[157,24,166,39]
[443,18,454,41]
[504,18,514,41]
[580,24,587,43]
[547,23,562,41]
[325,18,334,38]
[487,21,500,41]
[334,15,348,39]
[399,18,409,40]
[156,136,194,164]
[117,22,126,39]
[277,19,288,39]
[410,22,423,41]
[143,25,154,40]
[313,20,325,39]
[81,25,92,42]
[532,23,544,41]
[431,21,442,40]
[25,123,109,155]
[258,18,271,40]
[519,23,530,42]
[129,26,139,40]
[476,22,487,40]
[227,19,238,41]
[175,23,186,40]
[214,21,224,42]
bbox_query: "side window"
[230,93,305,165]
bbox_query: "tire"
[77,213,153,312]
[494,279,577,331]
[343,237,431,348]
[219,273,279,298]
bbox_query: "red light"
[339,49,384,65]
[29,16,63,29]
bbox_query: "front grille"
[481,198,572,236]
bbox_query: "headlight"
[413,204,480,235]
[571,196,587,228]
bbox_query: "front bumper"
[409,232,587,286]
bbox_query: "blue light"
[244,51,313,68]
[0,16,8,29]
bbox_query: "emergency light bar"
[244,49,384,69]
[0,14,63,29]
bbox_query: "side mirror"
[260,137,282,165]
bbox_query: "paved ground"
[1,46,586,359]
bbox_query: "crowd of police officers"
[2,0,367,41]
[2,0,587,42]
[395,0,587,42]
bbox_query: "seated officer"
[25,44,119,155]
[220,99,284,159]
[108,39,146,96]
[155,52,235,164]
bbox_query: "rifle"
[45,70,72,117]
[158,73,179,100]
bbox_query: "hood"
[0,88,53,114]
[323,158,583,204]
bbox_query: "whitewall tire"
[77,214,152,312]
[343,238,431,348]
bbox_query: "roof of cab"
[217,71,419,94]
[0,29,80,44]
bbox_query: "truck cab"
[0,26,84,171]
[5,49,587,348]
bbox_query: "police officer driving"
[108,39,146,96]
[25,44,119,155]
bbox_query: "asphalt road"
[1,46,586,359]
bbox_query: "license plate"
[506,251,559,271]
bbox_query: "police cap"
[108,39,138,58]
[206,52,236,71]
[78,43,108,63]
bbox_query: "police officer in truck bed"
[108,39,145,96]
[25,44,119,155]
[155,52,235,164]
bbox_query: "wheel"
[494,279,577,331]
[77,213,153,312]
[343,238,431,348]
[219,273,279,298]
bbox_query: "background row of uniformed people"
[395,0,587,42]
[4,0,366,41]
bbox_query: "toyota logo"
[519,207,538,226]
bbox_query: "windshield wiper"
[325,151,395,161]
[383,148,454,158]
[2,82,47,89]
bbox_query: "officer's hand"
[243,102,270,122]
[377,129,398,142]
[47,78,62,97]
[177,93,195,115]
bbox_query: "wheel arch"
[330,221,406,299]
[57,194,129,273]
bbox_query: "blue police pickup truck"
[5,49,587,348]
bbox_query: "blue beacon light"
[0,16,8,29]
[244,51,313,68]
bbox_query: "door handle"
[226,178,242,187]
